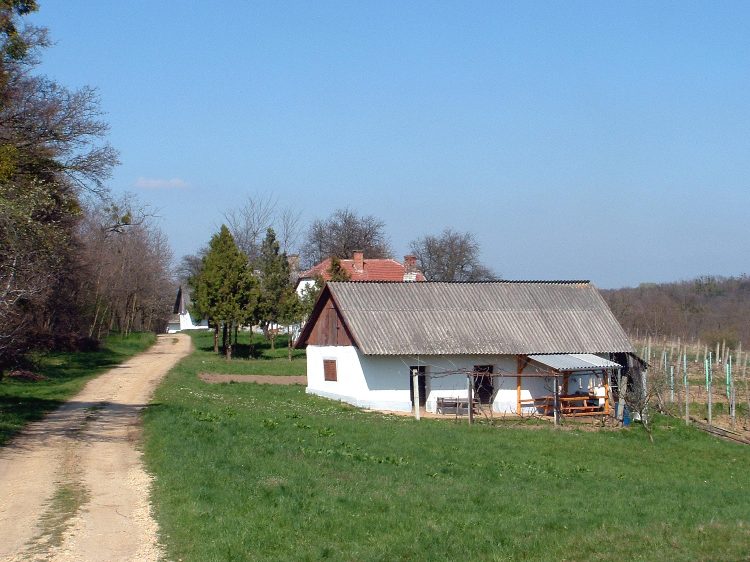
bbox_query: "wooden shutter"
[323,359,337,381]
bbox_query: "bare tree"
[601,275,750,348]
[224,194,303,262]
[277,205,303,256]
[223,194,277,263]
[409,228,495,282]
[77,195,174,339]
[300,208,392,268]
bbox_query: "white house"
[166,286,209,334]
[295,281,640,417]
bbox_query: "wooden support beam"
[603,370,610,416]
[516,375,522,416]
[516,356,524,416]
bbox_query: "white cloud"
[134,177,189,189]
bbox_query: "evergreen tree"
[256,228,296,350]
[191,225,258,359]
[327,256,351,282]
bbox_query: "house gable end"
[295,286,357,348]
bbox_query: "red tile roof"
[299,256,425,282]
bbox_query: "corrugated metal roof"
[529,353,622,371]
[324,281,634,356]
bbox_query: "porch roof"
[528,353,622,372]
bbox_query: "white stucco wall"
[166,313,209,334]
[296,278,316,297]
[306,346,413,411]
[305,347,567,415]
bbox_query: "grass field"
[144,332,750,561]
[0,332,155,445]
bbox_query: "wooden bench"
[436,397,478,415]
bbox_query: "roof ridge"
[327,279,591,284]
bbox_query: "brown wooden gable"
[295,287,355,348]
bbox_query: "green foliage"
[298,275,323,318]
[145,346,750,561]
[0,1,39,63]
[0,332,154,445]
[257,227,300,333]
[190,225,259,355]
[0,2,118,366]
[327,256,350,282]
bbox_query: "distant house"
[295,281,640,417]
[295,251,425,296]
[166,286,209,333]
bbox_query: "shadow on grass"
[0,396,66,446]
[198,335,303,361]
[1,398,167,450]
[0,332,155,447]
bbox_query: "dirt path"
[0,333,192,562]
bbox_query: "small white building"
[166,286,209,334]
[295,281,639,417]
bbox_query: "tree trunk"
[213,325,219,353]
[222,323,228,355]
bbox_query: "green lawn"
[187,330,306,376]
[0,332,155,445]
[144,333,750,561]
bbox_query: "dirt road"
[0,333,192,562]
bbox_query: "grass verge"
[0,332,156,446]
[144,335,750,561]
[187,330,306,376]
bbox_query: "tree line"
[601,275,750,349]
[0,3,173,374]
[186,201,499,359]
[188,196,497,284]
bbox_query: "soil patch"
[199,373,307,385]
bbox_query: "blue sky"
[30,1,750,288]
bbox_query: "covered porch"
[517,354,622,421]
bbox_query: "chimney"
[353,250,364,272]
[403,255,418,282]
[287,254,300,273]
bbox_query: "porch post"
[467,374,474,425]
[516,375,522,416]
[516,355,523,416]
[603,369,610,416]
[553,376,560,427]
[412,368,420,421]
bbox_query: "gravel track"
[0,333,192,562]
